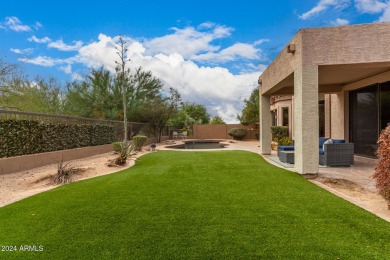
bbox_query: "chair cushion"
[278,146,295,151]
[319,137,330,148]
[319,148,325,155]
[332,139,345,144]
[323,139,333,150]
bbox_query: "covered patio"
[259,22,390,176]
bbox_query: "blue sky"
[1,0,390,122]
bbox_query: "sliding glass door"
[380,82,390,130]
[349,82,390,157]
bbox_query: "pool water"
[173,141,225,149]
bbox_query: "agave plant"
[114,141,137,165]
[52,160,78,185]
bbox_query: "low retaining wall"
[0,135,169,175]
[0,144,113,175]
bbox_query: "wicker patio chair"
[319,143,354,166]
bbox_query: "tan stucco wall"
[324,95,331,138]
[260,22,390,96]
[259,22,390,174]
[192,124,259,140]
[260,95,272,154]
[0,136,169,175]
[301,23,390,65]
[0,144,113,175]
[293,65,319,174]
[343,70,390,91]
[260,32,302,95]
[329,92,345,139]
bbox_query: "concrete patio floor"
[318,156,377,193]
[160,139,389,222]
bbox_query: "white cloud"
[193,43,263,63]
[34,22,42,30]
[28,36,83,51]
[75,33,262,122]
[71,72,83,81]
[28,35,51,43]
[144,24,233,59]
[60,64,72,74]
[10,48,33,54]
[4,16,31,32]
[378,3,390,21]
[48,39,83,51]
[19,56,63,67]
[77,34,118,70]
[197,22,215,29]
[20,23,265,123]
[138,53,260,122]
[254,39,270,46]
[299,0,351,20]
[330,18,350,25]
[355,0,387,13]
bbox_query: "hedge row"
[271,126,289,142]
[0,120,115,158]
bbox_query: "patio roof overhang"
[258,22,390,176]
[262,62,390,95]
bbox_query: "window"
[282,107,289,127]
[271,110,277,126]
[319,100,325,137]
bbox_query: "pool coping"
[163,139,231,151]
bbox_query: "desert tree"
[0,59,19,86]
[0,76,64,114]
[64,68,116,118]
[210,116,226,124]
[169,102,210,128]
[140,88,181,142]
[237,86,259,125]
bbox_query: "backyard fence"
[0,109,170,158]
[191,124,259,140]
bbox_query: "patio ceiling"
[269,62,390,95]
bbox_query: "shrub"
[132,135,148,151]
[52,160,80,185]
[271,126,289,142]
[278,136,293,146]
[373,125,390,209]
[255,133,259,140]
[228,128,247,140]
[113,142,122,153]
[0,119,115,158]
[114,142,137,165]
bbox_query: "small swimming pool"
[166,140,227,150]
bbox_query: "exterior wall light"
[287,44,296,53]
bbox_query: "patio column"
[259,94,272,154]
[294,65,319,175]
[330,92,345,139]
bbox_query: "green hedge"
[132,135,148,151]
[0,120,115,158]
[228,128,247,140]
[271,126,289,142]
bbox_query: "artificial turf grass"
[0,151,389,259]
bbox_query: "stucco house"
[259,22,390,175]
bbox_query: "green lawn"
[0,151,389,259]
